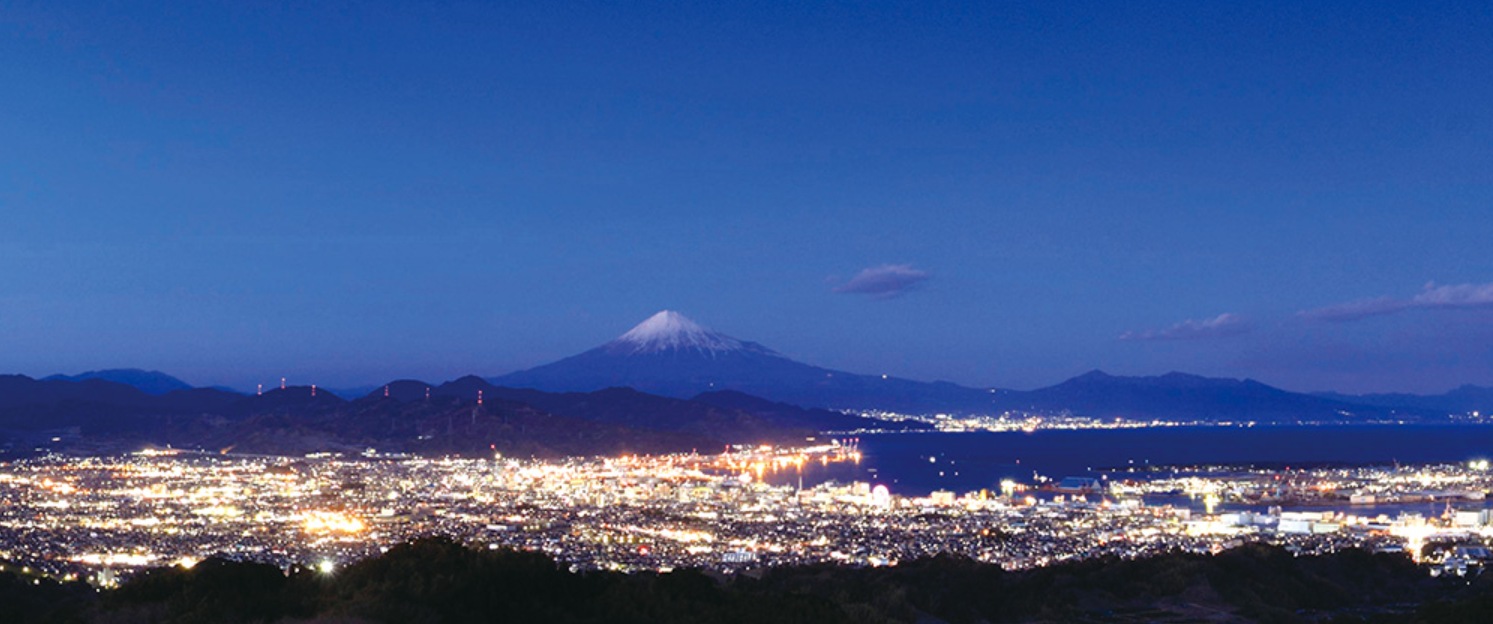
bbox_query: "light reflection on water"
[752,426,1493,514]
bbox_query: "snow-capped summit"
[489,309,992,411]
[608,310,746,354]
[489,311,1411,419]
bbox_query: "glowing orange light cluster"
[302,510,367,534]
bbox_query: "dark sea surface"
[762,425,1493,499]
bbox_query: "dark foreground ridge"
[8,538,1493,624]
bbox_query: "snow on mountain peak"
[610,310,745,354]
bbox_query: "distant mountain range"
[1008,370,1412,423]
[7,312,1492,457]
[490,311,1458,421]
[41,369,193,395]
[0,372,914,458]
[1315,385,1493,416]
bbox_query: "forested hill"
[7,538,1493,623]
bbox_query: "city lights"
[4,447,1493,587]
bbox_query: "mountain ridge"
[1011,369,1392,422]
[491,311,1001,412]
[1314,384,1493,416]
[41,369,193,396]
[0,308,1478,456]
[490,312,1425,421]
[0,373,878,457]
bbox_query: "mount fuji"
[488,311,1427,421]
[489,311,1003,412]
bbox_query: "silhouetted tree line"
[11,539,1493,623]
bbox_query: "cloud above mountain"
[832,264,930,299]
[1300,281,1493,322]
[1120,313,1250,341]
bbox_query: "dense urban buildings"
[5,444,1493,588]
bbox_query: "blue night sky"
[2,1,1490,394]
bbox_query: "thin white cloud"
[1120,313,1250,341]
[1297,296,1409,322]
[1410,282,1493,307]
[1301,282,1493,322]
[832,264,930,299]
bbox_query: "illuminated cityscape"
[7,444,1493,588]
[4,1,1493,620]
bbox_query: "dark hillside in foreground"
[8,538,1492,623]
